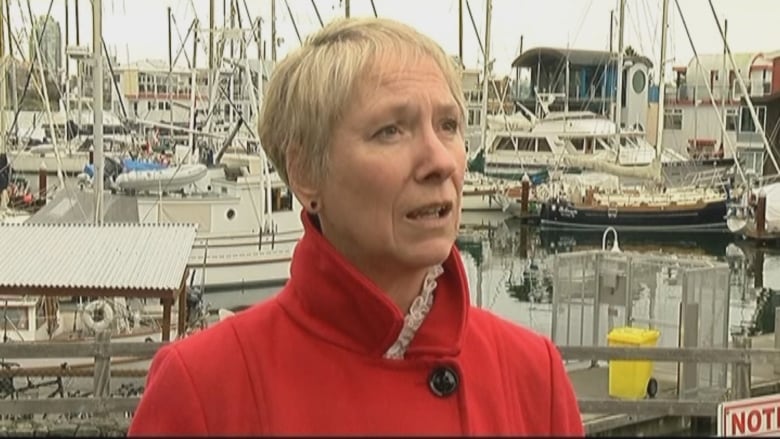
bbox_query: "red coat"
[129,213,583,436]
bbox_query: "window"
[739,106,766,133]
[495,137,536,152]
[468,109,481,126]
[632,70,646,94]
[272,188,294,212]
[3,306,30,330]
[663,108,683,130]
[725,109,738,131]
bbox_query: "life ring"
[82,300,115,333]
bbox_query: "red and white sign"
[718,394,780,437]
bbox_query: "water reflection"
[457,222,780,339]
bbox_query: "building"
[735,90,780,177]
[510,46,653,132]
[28,16,62,75]
[662,51,780,159]
[114,58,273,130]
[456,55,516,152]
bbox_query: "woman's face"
[314,54,465,275]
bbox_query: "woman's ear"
[286,145,320,206]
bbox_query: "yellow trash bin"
[607,326,661,400]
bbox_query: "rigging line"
[464,0,483,62]
[22,0,86,219]
[170,14,196,68]
[628,0,651,62]
[705,0,780,177]
[101,37,129,123]
[625,1,649,60]
[283,0,302,45]
[310,0,323,27]
[239,0,264,57]
[369,0,378,18]
[9,0,55,137]
[640,0,660,66]
[568,0,595,50]
[671,0,746,185]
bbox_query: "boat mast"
[458,0,463,63]
[167,6,174,142]
[92,0,104,224]
[6,0,15,141]
[64,0,70,144]
[654,0,669,160]
[271,0,276,62]
[0,0,6,157]
[706,0,780,176]
[478,0,492,177]
[614,0,625,140]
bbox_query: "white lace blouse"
[383,265,445,360]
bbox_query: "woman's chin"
[402,241,454,268]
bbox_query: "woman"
[129,17,583,436]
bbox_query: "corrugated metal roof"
[0,223,197,292]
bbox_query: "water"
[459,223,780,340]
[17,170,780,338]
[200,218,780,342]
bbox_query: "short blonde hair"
[258,17,465,186]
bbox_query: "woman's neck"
[363,266,430,314]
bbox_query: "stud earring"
[309,200,318,211]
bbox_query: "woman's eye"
[374,125,401,140]
[442,118,459,132]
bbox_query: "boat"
[726,181,780,245]
[538,185,729,231]
[479,109,733,186]
[114,163,209,192]
[0,295,183,371]
[29,152,303,292]
[461,171,524,212]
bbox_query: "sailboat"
[534,0,730,231]
[28,1,303,292]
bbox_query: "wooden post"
[520,173,530,219]
[38,162,47,200]
[93,331,111,401]
[774,306,780,375]
[177,284,188,339]
[161,297,173,342]
[731,335,751,400]
[756,190,767,235]
[519,225,528,259]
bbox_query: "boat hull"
[539,199,729,231]
[186,231,300,292]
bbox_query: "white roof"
[683,51,775,88]
[116,58,192,74]
[0,223,197,295]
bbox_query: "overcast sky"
[10,0,780,79]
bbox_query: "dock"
[0,332,780,436]
[566,332,780,436]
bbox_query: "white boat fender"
[82,300,115,332]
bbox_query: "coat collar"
[277,211,470,358]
